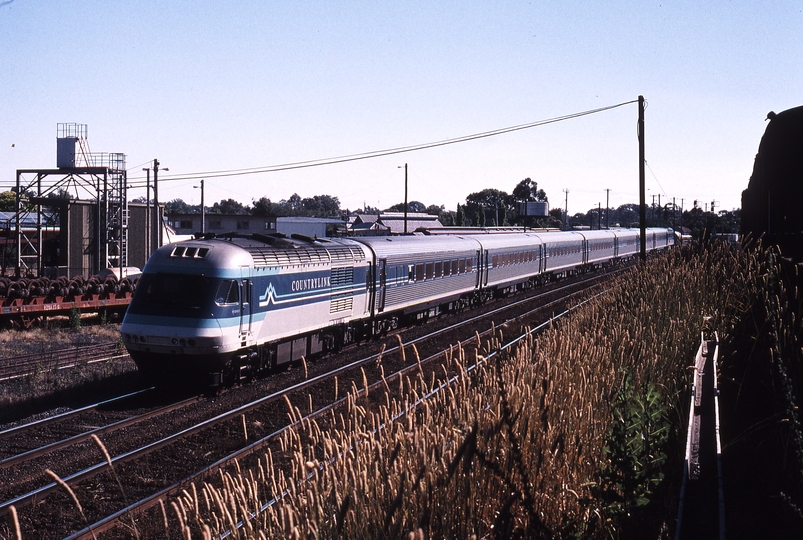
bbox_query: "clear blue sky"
[1,1,801,216]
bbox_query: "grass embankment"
[0,323,136,424]
[156,243,760,539]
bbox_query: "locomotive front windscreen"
[135,273,213,309]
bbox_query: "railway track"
[0,342,127,382]
[0,267,624,539]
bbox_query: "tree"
[46,188,71,200]
[613,204,640,228]
[285,194,303,215]
[0,191,16,212]
[425,204,444,216]
[210,198,248,215]
[164,198,197,215]
[385,201,427,213]
[301,194,341,217]
[252,197,276,216]
[464,189,512,227]
[512,178,548,203]
[354,205,381,215]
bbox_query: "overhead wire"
[124,99,639,188]
[644,160,668,199]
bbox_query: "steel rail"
[0,342,128,382]
[0,396,198,470]
[0,387,153,441]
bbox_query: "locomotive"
[120,227,673,384]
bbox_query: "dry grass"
[7,244,757,539]
[0,322,137,419]
[0,322,121,359]
[146,243,759,539]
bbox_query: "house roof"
[349,212,442,234]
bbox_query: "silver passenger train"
[120,228,673,383]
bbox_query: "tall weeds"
[163,243,760,539]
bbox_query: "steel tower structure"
[13,123,128,277]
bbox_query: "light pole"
[152,159,168,252]
[194,179,205,235]
[142,167,150,257]
[398,163,408,235]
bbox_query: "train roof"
[454,231,547,251]
[353,234,482,257]
[146,233,368,273]
[215,233,366,267]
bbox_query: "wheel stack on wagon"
[0,272,139,328]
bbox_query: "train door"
[377,258,387,313]
[538,244,545,273]
[366,263,376,318]
[475,250,483,288]
[239,268,252,345]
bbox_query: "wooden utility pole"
[638,95,646,262]
[598,202,602,230]
[400,163,408,235]
[153,159,160,254]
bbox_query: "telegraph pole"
[597,202,602,230]
[563,189,569,229]
[638,95,646,262]
[152,159,160,255]
[152,159,167,252]
[398,163,408,235]
[605,188,611,228]
[194,179,205,234]
[201,179,205,234]
[142,167,151,257]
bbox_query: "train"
[120,227,674,384]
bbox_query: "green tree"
[385,201,427,213]
[165,198,197,215]
[512,178,546,202]
[252,197,275,216]
[301,194,341,217]
[285,193,303,215]
[465,188,511,227]
[425,204,444,215]
[0,191,16,212]
[210,198,248,215]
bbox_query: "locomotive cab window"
[215,280,240,305]
[135,273,211,309]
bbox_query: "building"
[164,214,345,239]
[349,212,443,235]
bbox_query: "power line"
[124,99,639,187]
